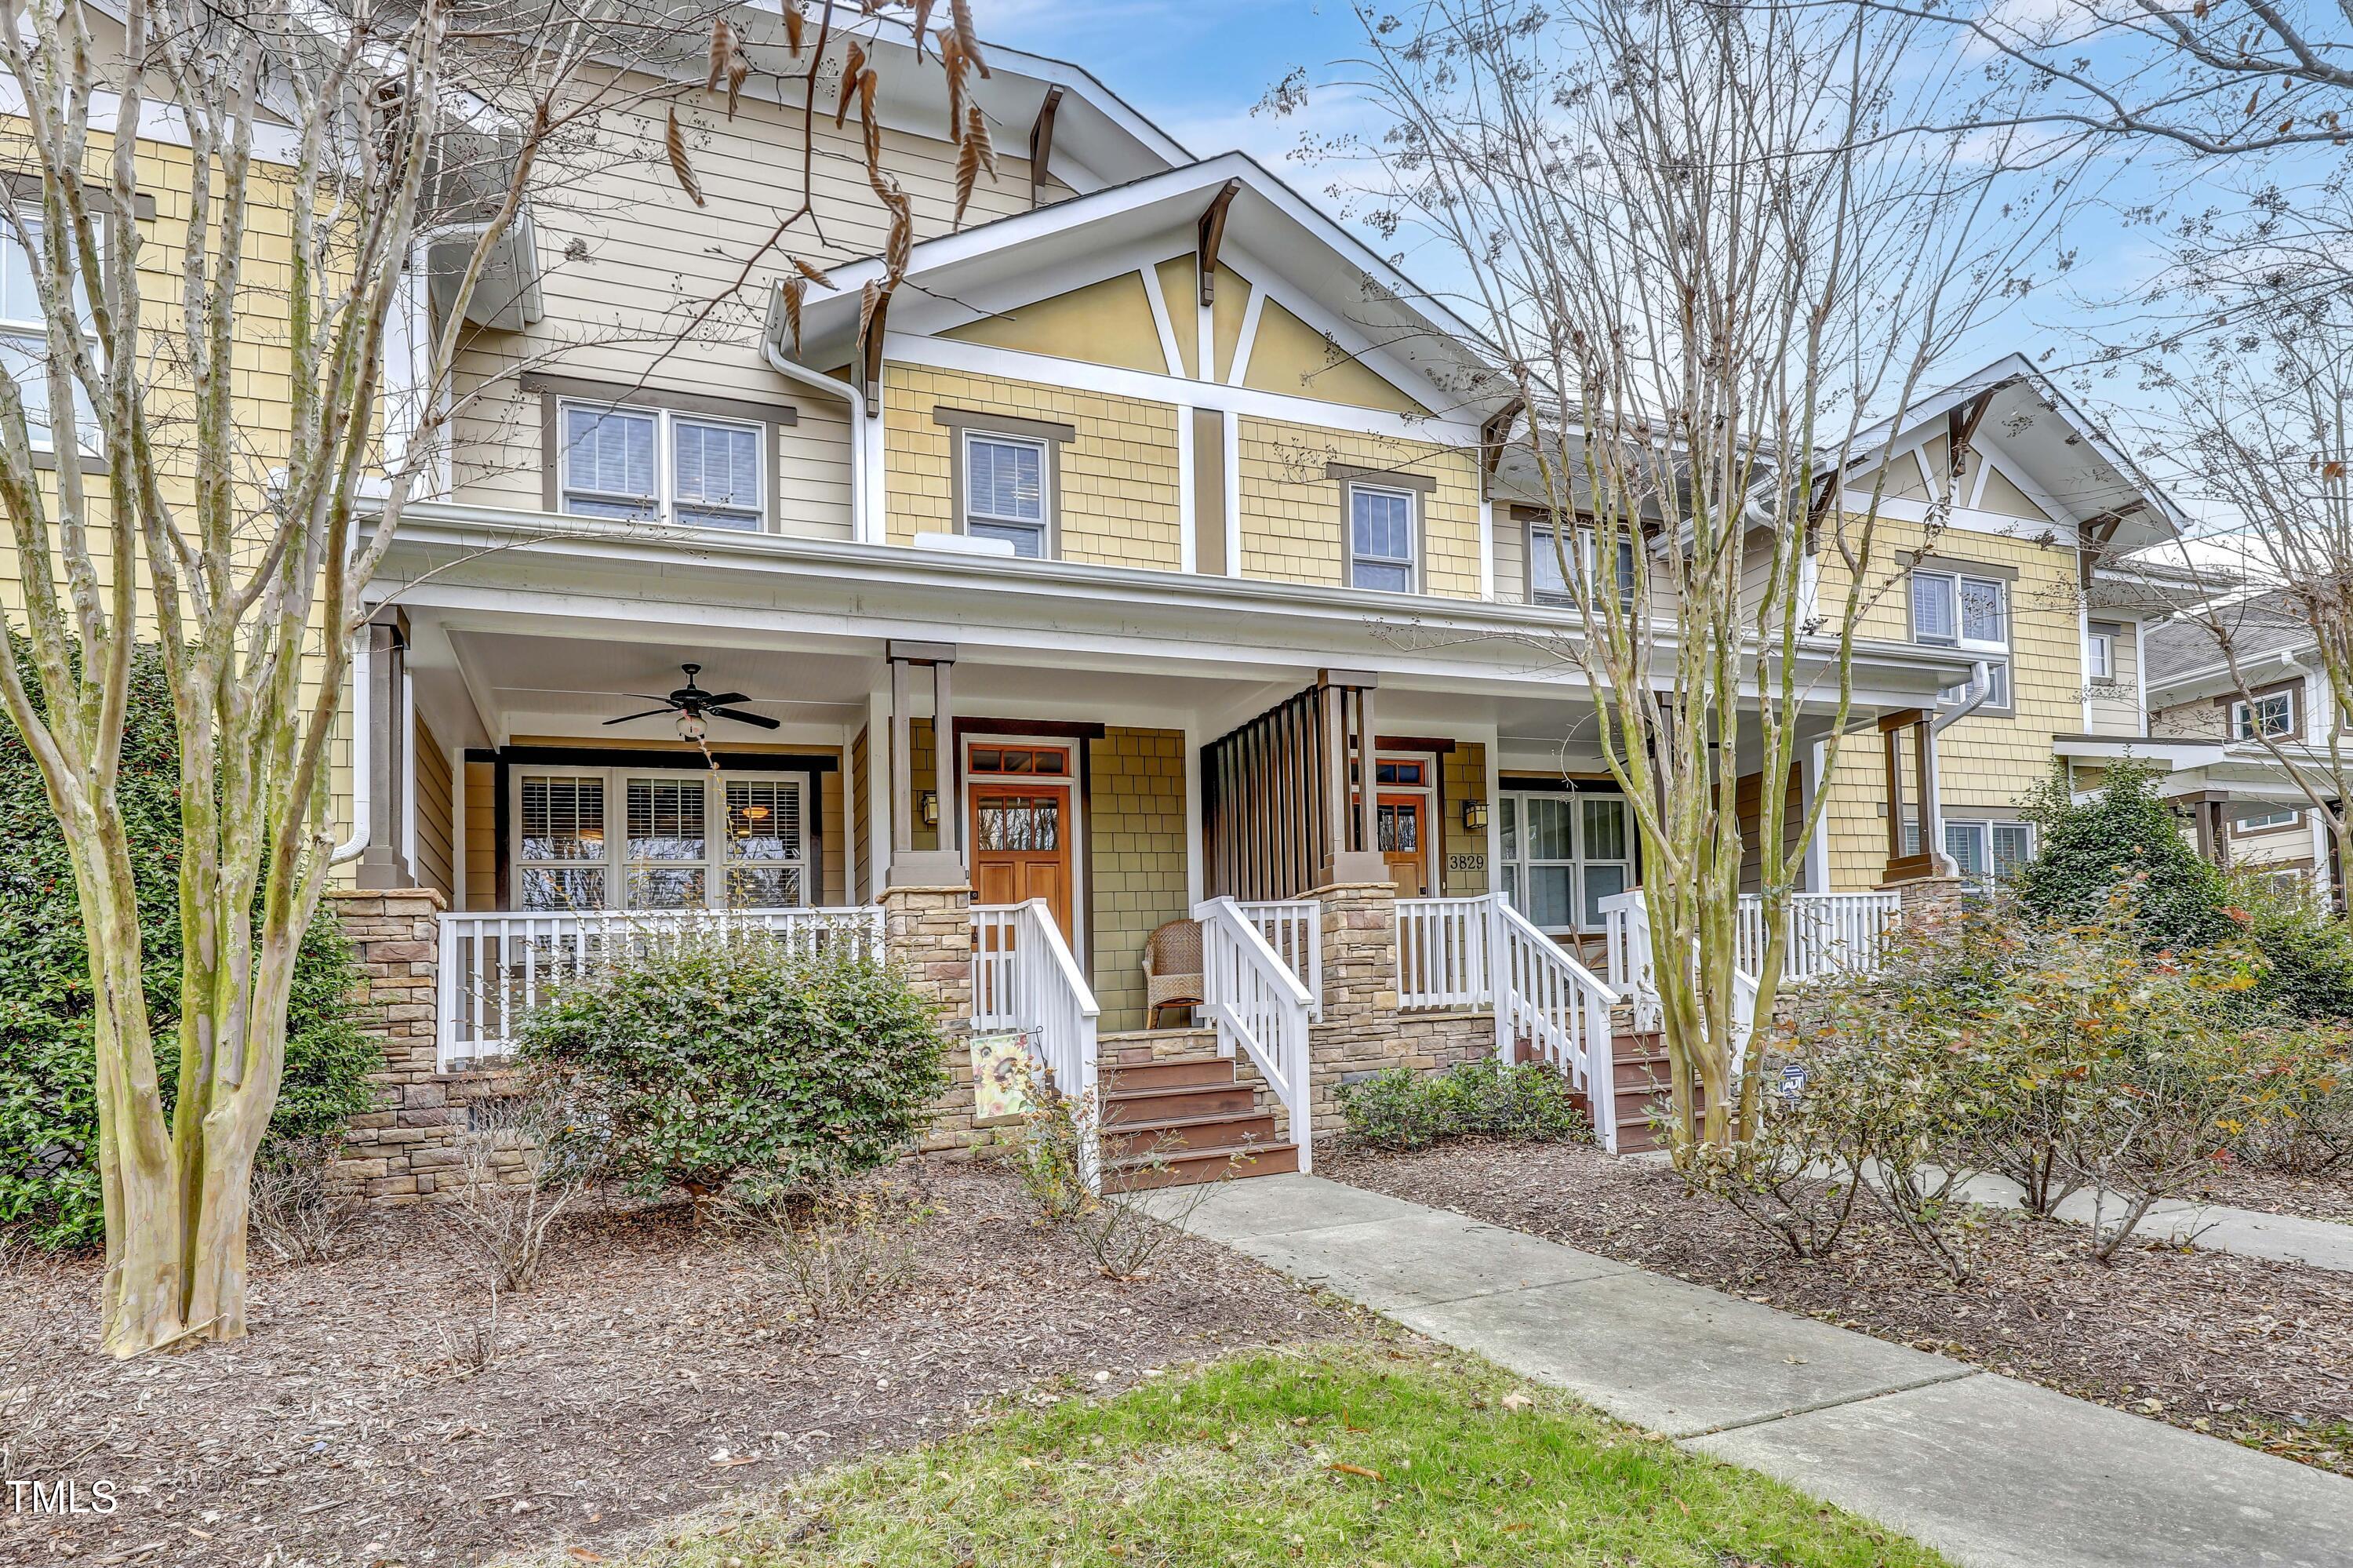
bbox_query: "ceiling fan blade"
[710,705,782,730]
[696,691,751,708]
[603,707,678,726]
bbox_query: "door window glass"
[976,795,1061,851]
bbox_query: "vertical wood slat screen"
[1202,677,1377,900]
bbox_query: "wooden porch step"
[1104,1079,1257,1123]
[1102,1108,1280,1159]
[1102,1054,1235,1092]
[1102,1139,1300,1191]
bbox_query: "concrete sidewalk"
[1147,1174,2353,1568]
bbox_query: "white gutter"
[328,630,371,864]
[758,338,867,542]
[1925,660,1993,877]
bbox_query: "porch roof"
[2052,733,2318,804]
[369,501,1975,716]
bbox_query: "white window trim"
[1497,788,1635,936]
[1915,568,2013,713]
[960,428,1053,557]
[1929,817,2033,893]
[1529,522,1637,610]
[1346,481,1420,594]
[2235,805,2304,834]
[510,766,812,912]
[2234,691,2295,741]
[556,397,766,532]
[2086,627,2114,681]
[3,211,100,457]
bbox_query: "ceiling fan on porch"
[604,664,781,740]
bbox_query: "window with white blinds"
[558,399,765,530]
[512,769,809,910]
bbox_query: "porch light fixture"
[921,792,940,827]
[675,711,707,744]
[1462,800,1490,831]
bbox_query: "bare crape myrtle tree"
[1304,0,2078,1149]
[0,0,991,1357]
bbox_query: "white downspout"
[760,336,867,541]
[1926,660,1994,877]
[329,630,372,864]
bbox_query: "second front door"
[969,782,1075,941]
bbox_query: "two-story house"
[325,21,2203,1181]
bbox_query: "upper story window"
[2,215,96,453]
[962,431,1049,558]
[1529,521,1637,609]
[2235,689,2296,740]
[1347,483,1417,593]
[2086,623,2116,682]
[558,399,763,530]
[1913,566,2012,713]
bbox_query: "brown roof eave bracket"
[1945,386,1998,491]
[855,288,892,419]
[1481,396,1526,486]
[1198,179,1242,307]
[1027,86,1064,209]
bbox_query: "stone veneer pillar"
[328,886,486,1204]
[882,882,978,1154]
[1304,879,1402,1144]
[1881,872,1966,928]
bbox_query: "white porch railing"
[1490,894,1621,1154]
[1740,891,1902,980]
[970,900,1102,1189]
[1194,897,1316,1173]
[435,906,884,1069]
[1397,895,1493,1010]
[1233,899,1322,1016]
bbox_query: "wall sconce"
[920,792,940,827]
[1462,800,1490,831]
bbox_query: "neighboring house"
[2137,595,2337,893]
[1811,360,2187,900]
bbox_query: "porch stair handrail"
[1193,896,1316,1174]
[1232,898,1322,1016]
[1489,893,1621,1154]
[970,899,1102,1191]
[1597,890,1660,1031]
[435,905,883,1070]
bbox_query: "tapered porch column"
[355,607,415,891]
[886,638,968,890]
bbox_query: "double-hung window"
[558,399,764,529]
[2,216,96,453]
[962,430,1049,557]
[1497,791,1634,934]
[1908,817,2032,897]
[2086,624,2115,682]
[2234,690,2295,741]
[1914,567,2011,711]
[1347,483,1418,592]
[1529,521,1637,609]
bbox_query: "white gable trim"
[1227,286,1267,388]
[1138,265,1184,378]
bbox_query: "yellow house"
[329,24,2187,1181]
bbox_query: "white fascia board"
[888,333,1484,446]
[2050,736,2235,768]
[2144,645,2314,705]
[370,502,1962,706]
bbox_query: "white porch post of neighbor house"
[355,606,415,891]
[886,638,967,889]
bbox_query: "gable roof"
[764,151,1512,421]
[2144,591,2315,691]
[1843,353,2189,555]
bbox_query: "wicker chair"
[1141,919,1206,1028]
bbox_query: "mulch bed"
[0,1159,1362,1568]
[1325,1141,2353,1474]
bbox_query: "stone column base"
[1878,872,1966,927]
[883,882,978,1154]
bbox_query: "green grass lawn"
[609,1344,1951,1567]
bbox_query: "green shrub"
[2014,758,2235,952]
[2226,868,2353,1022]
[1338,1060,1590,1151]
[516,926,947,1218]
[0,643,377,1251]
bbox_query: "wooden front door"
[1377,793,1427,897]
[970,783,1075,940]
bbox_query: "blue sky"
[980,2,2306,544]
